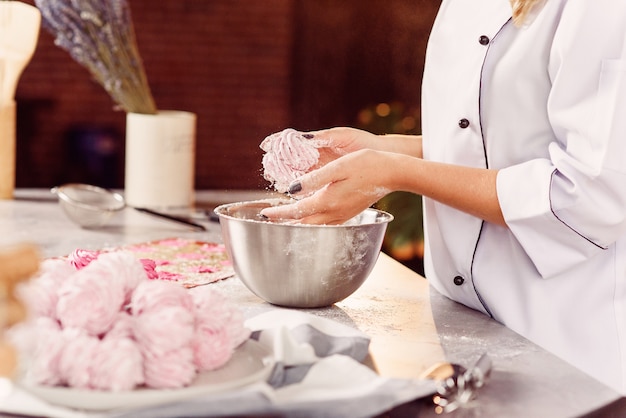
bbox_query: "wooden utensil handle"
[0,102,16,199]
[0,243,39,378]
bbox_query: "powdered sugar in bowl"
[214,199,393,308]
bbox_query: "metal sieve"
[51,183,206,230]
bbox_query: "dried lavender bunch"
[34,0,157,114]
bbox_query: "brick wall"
[13,0,437,190]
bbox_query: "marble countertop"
[1,189,625,417]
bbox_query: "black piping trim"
[477,17,512,169]
[548,169,608,250]
[470,17,513,319]
[471,220,494,318]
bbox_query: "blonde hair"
[510,0,545,26]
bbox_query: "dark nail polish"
[288,181,302,194]
[302,134,314,139]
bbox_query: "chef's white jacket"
[422,0,626,393]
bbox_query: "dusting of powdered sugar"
[279,224,373,291]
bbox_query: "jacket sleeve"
[497,0,626,278]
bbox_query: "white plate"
[19,339,275,411]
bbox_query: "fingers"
[259,195,351,225]
[301,127,357,149]
[298,127,374,169]
[300,129,334,149]
[261,177,370,225]
[259,195,318,221]
[260,181,344,223]
[288,158,347,199]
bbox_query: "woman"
[260,0,626,394]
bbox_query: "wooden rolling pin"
[0,1,42,199]
[0,244,39,377]
[0,102,16,199]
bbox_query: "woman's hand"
[304,127,422,168]
[261,149,395,224]
[260,144,506,227]
[305,127,381,168]
[258,127,424,224]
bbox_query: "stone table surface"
[1,189,624,418]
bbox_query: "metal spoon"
[421,353,493,414]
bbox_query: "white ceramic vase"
[124,110,197,210]
[0,102,16,200]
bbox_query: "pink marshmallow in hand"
[260,128,321,193]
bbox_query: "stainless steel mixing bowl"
[214,199,393,308]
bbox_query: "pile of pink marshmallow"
[9,250,250,391]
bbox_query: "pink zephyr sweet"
[133,305,196,357]
[105,311,135,341]
[190,324,233,372]
[142,346,197,389]
[68,248,101,270]
[18,258,74,319]
[56,252,145,336]
[131,278,194,315]
[57,330,101,389]
[14,318,65,387]
[189,286,250,371]
[260,128,321,193]
[90,337,145,391]
[131,280,196,358]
